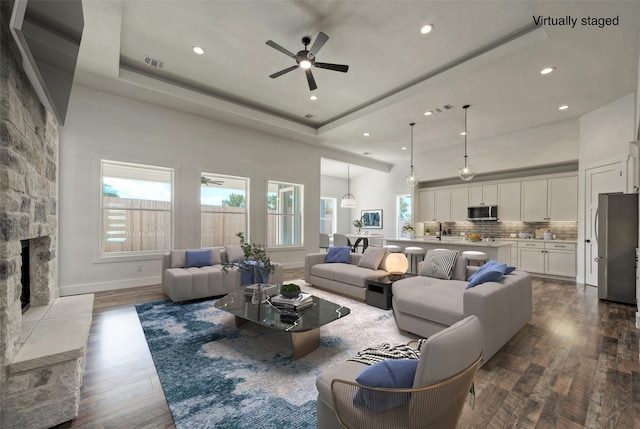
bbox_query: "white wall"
[320,175,353,234]
[58,85,342,294]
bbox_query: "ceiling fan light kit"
[458,104,476,181]
[266,32,349,91]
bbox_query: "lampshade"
[385,253,409,275]
[458,105,476,181]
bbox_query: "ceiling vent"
[304,114,314,119]
[443,104,454,110]
[144,56,165,69]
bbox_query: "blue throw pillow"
[353,359,418,412]
[185,249,212,268]
[467,259,499,283]
[326,246,351,263]
[466,262,507,289]
[504,265,516,275]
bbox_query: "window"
[267,181,303,247]
[397,194,411,236]
[320,197,336,235]
[101,160,173,256]
[201,173,249,247]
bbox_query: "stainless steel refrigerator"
[596,193,638,304]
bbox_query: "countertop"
[386,237,578,246]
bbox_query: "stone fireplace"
[1,3,92,428]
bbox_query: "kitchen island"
[384,237,512,264]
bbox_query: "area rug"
[135,280,416,429]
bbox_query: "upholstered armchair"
[316,316,483,429]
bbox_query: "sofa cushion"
[334,265,389,288]
[467,260,507,289]
[225,245,244,263]
[392,276,466,326]
[357,247,387,270]
[451,255,468,281]
[170,250,186,268]
[420,249,460,280]
[185,249,212,268]
[310,263,339,281]
[354,359,419,412]
[211,248,222,265]
[327,246,351,263]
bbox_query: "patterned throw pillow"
[420,249,460,280]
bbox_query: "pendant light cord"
[463,105,469,167]
[410,122,415,175]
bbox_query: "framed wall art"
[361,209,383,229]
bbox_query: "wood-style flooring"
[59,270,638,428]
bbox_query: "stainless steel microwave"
[467,205,498,221]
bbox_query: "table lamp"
[385,253,409,280]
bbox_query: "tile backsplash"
[420,221,578,241]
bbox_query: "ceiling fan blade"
[308,32,329,58]
[314,62,349,73]
[305,69,318,91]
[269,65,299,79]
[265,40,298,59]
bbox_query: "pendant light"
[406,122,420,186]
[340,164,357,208]
[458,104,476,181]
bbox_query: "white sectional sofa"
[162,247,284,302]
[392,256,532,363]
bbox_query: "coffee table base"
[235,316,320,360]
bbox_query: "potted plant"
[402,223,415,239]
[425,227,431,236]
[222,232,276,290]
[280,283,301,298]
[353,217,364,234]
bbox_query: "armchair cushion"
[185,249,212,268]
[327,246,351,263]
[354,359,418,412]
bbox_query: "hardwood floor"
[62,270,638,428]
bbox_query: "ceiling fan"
[266,32,349,91]
[201,176,223,186]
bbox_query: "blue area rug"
[135,281,415,429]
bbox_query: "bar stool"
[462,250,488,266]
[383,245,402,253]
[405,246,427,274]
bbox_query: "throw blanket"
[231,261,271,285]
[348,340,427,365]
[348,339,475,408]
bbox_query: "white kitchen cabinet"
[497,182,521,221]
[434,189,451,221]
[521,175,578,221]
[517,241,576,277]
[419,189,435,222]
[451,187,469,221]
[468,184,497,206]
[517,241,545,273]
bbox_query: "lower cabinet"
[517,241,576,277]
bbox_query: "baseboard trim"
[59,276,162,296]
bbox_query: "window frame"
[267,180,304,249]
[397,194,412,237]
[100,160,174,259]
[200,172,250,247]
[320,196,337,235]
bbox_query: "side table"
[366,274,415,310]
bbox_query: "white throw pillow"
[357,247,387,270]
[420,249,460,280]
[170,250,186,268]
[225,245,245,263]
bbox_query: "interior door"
[584,162,625,286]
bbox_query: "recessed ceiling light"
[540,66,555,75]
[363,132,371,137]
[460,132,467,136]
[193,46,205,55]
[420,24,434,34]
[310,95,318,101]
[558,104,570,110]
[401,147,407,150]
[424,111,433,116]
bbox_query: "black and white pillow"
[420,249,460,280]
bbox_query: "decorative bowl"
[518,232,529,239]
[468,233,482,242]
[281,290,301,299]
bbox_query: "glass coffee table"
[214,288,350,359]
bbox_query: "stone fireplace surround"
[1,4,93,428]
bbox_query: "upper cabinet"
[468,184,497,206]
[419,189,435,222]
[451,187,469,221]
[497,182,521,221]
[521,175,578,221]
[434,189,451,222]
